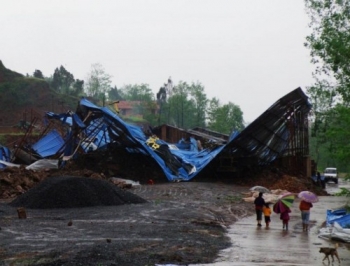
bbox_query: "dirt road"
[0,181,255,266]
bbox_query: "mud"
[0,154,327,266]
[0,181,255,266]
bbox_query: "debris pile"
[0,159,328,202]
[239,172,328,196]
[9,176,147,209]
[0,161,109,199]
[0,165,49,199]
[268,175,313,192]
[242,188,290,203]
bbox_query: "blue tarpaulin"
[72,98,226,181]
[0,146,11,168]
[32,129,65,158]
[326,209,350,227]
[24,87,311,182]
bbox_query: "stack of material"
[0,164,107,199]
[9,176,147,209]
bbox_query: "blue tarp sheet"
[32,129,65,157]
[326,209,350,228]
[46,112,86,128]
[175,138,199,152]
[57,98,228,181]
[29,98,230,181]
[32,88,310,182]
[0,146,11,169]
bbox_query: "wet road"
[192,178,350,266]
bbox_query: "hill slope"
[0,60,79,128]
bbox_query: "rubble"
[232,167,329,197]
[0,90,325,202]
[242,189,290,203]
[0,158,328,202]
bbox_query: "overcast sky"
[0,0,314,123]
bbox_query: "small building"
[113,101,158,118]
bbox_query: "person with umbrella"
[298,191,318,231]
[254,192,265,227]
[273,193,295,230]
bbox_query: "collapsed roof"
[6,87,311,182]
[226,87,311,165]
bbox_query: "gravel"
[9,176,147,209]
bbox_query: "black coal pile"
[9,176,147,209]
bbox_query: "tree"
[113,83,158,123]
[72,79,84,97]
[188,82,208,128]
[33,69,44,79]
[119,84,154,101]
[165,81,193,128]
[156,80,244,132]
[304,0,350,173]
[85,63,112,104]
[51,66,75,94]
[307,79,337,166]
[108,86,123,101]
[325,105,350,196]
[207,98,244,135]
[321,104,350,171]
[305,0,350,104]
[142,100,159,126]
[207,97,220,127]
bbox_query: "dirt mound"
[9,176,147,209]
[231,168,329,196]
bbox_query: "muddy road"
[2,178,347,266]
[0,181,254,266]
[193,178,350,266]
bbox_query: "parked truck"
[324,167,338,184]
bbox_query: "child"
[263,203,272,227]
[280,208,291,230]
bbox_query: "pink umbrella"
[273,200,290,214]
[298,191,319,203]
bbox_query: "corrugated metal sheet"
[225,87,311,165]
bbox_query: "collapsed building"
[0,87,312,182]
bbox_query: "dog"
[319,243,340,264]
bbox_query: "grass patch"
[224,195,241,203]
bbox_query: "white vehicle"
[324,167,338,184]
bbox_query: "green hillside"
[0,60,79,127]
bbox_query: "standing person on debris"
[299,200,313,231]
[318,171,326,189]
[316,171,321,186]
[263,203,272,228]
[254,192,265,227]
[280,208,291,230]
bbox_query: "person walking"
[263,203,272,228]
[299,200,313,231]
[280,208,291,230]
[254,192,265,227]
